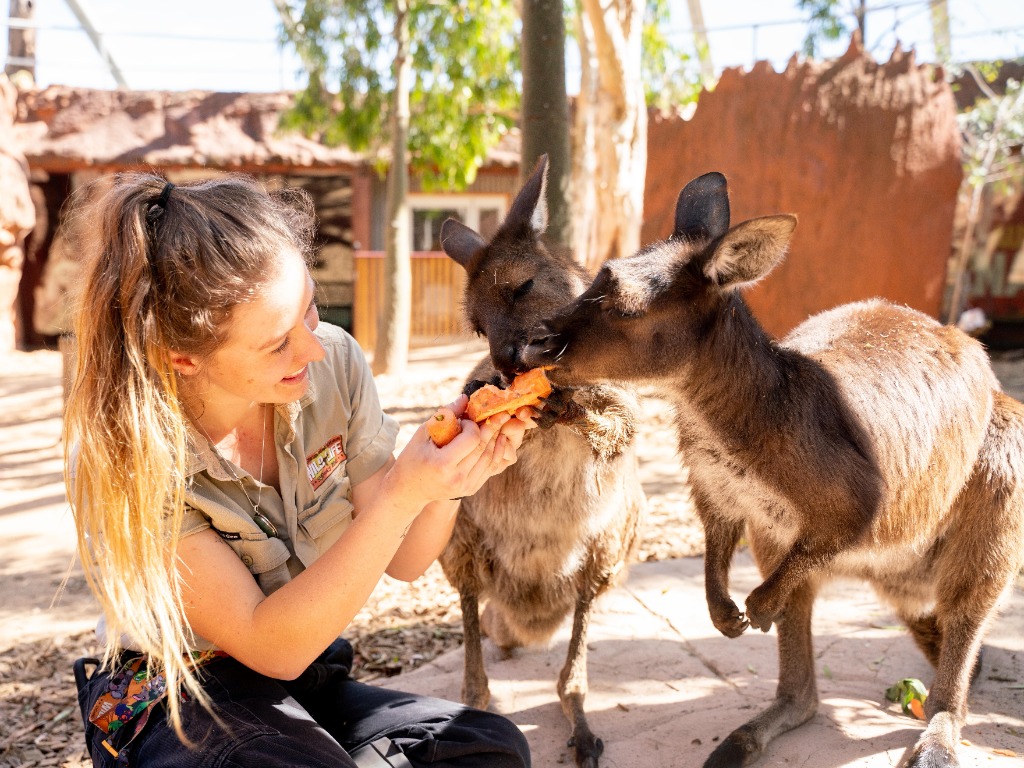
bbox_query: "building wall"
[642,39,963,337]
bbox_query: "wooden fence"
[352,250,471,351]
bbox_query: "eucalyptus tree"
[277,0,519,375]
[573,0,698,272]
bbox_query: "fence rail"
[352,250,471,351]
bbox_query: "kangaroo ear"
[440,218,487,269]
[674,172,730,242]
[507,154,549,235]
[704,215,798,288]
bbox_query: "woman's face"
[186,250,326,407]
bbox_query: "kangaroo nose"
[494,342,523,375]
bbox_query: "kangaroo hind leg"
[704,579,819,768]
[906,396,1024,768]
[558,587,603,768]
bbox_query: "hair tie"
[157,181,175,207]
[146,182,175,231]
[145,182,176,276]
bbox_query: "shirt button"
[241,555,254,567]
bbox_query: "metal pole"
[62,0,129,87]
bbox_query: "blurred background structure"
[1,0,1023,370]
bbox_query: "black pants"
[75,638,530,768]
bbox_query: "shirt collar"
[183,367,319,478]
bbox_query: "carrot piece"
[465,368,553,422]
[427,406,463,447]
[909,698,926,720]
[510,368,553,399]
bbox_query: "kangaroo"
[523,171,1024,768]
[437,156,646,768]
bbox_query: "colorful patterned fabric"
[87,651,226,758]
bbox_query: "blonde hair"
[63,173,314,733]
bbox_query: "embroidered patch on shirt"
[307,436,346,491]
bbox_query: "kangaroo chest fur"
[461,420,639,583]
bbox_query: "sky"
[2,0,1023,94]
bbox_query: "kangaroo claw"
[709,599,749,638]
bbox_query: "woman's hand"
[386,395,533,509]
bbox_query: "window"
[408,194,506,251]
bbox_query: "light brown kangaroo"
[437,156,647,768]
[523,171,1024,768]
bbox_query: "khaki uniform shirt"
[92,324,399,650]
[181,323,400,599]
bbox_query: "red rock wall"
[0,76,35,352]
[642,38,962,337]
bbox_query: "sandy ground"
[1,340,1022,767]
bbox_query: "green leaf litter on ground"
[885,678,928,715]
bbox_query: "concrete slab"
[382,554,1024,767]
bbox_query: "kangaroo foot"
[703,725,762,768]
[567,729,604,768]
[708,596,749,638]
[704,692,818,768]
[906,740,959,768]
[461,679,490,711]
[906,712,962,768]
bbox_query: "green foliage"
[958,77,1024,192]
[278,0,520,191]
[797,0,847,57]
[643,0,703,110]
[884,677,928,715]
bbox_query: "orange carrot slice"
[427,406,463,447]
[465,368,553,422]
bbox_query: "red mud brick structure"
[642,36,962,337]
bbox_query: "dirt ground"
[1,340,1022,767]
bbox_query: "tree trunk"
[5,0,35,83]
[520,0,572,248]
[573,0,647,274]
[854,0,867,44]
[686,0,714,85]
[372,0,412,376]
[929,0,951,65]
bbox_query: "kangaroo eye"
[512,279,534,301]
[603,300,638,319]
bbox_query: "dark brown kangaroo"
[437,157,646,768]
[524,171,1024,768]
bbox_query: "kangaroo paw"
[463,376,504,398]
[744,584,786,633]
[703,726,762,768]
[535,387,581,429]
[709,597,750,638]
[567,732,604,768]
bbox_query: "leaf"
[885,677,929,716]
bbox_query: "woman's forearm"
[385,498,460,581]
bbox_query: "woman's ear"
[168,351,201,376]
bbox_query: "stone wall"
[0,75,35,352]
[642,36,962,337]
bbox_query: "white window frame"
[408,193,508,250]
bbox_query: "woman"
[64,174,533,768]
